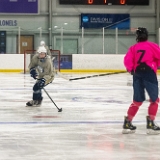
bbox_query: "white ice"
[0,72,160,160]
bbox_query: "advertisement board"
[81,14,130,29]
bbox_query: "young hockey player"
[26,46,55,107]
[123,27,160,135]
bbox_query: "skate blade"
[147,129,160,135]
[122,129,136,134]
[26,104,41,107]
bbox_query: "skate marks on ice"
[0,73,160,159]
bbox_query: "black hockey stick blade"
[58,108,62,112]
[69,71,127,81]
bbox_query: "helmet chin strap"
[39,58,46,62]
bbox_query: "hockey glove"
[37,78,46,89]
[30,68,38,79]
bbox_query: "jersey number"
[137,50,146,64]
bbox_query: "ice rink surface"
[0,72,160,160]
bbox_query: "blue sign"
[52,54,72,70]
[0,0,38,14]
[60,55,72,69]
[81,14,130,29]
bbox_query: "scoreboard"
[59,0,149,5]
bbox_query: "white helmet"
[40,40,45,46]
[37,46,47,54]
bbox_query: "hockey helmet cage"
[136,27,148,42]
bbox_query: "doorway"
[18,35,34,54]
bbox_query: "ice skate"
[26,99,42,107]
[146,116,160,135]
[122,116,136,134]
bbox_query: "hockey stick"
[56,71,70,80]
[34,78,62,112]
[69,71,127,81]
[43,88,62,112]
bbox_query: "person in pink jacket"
[123,27,160,135]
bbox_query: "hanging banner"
[0,0,38,14]
[81,13,130,29]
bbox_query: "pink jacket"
[124,41,160,73]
